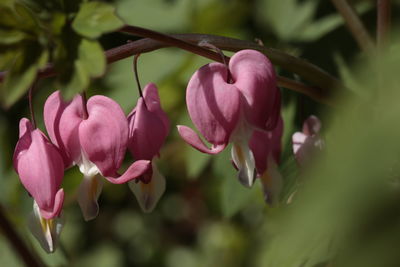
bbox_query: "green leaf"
[0,48,18,70]
[116,0,191,32]
[72,1,123,39]
[49,12,67,36]
[0,29,26,44]
[79,39,105,78]
[0,44,48,108]
[259,47,400,267]
[58,59,89,100]
[259,0,317,41]
[0,5,19,28]
[14,2,39,32]
[55,30,104,99]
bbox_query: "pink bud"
[292,115,324,166]
[127,83,169,212]
[13,118,64,219]
[128,83,169,161]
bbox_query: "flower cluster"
[13,49,323,253]
[14,84,168,252]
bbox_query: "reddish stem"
[81,92,89,119]
[377,0,391,49]
[28,79,37,128]
[0,31,343,105]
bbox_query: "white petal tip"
[77,175,103,221]
[129,164,166,213]
[28,201,64,253]
[238,168,256,188]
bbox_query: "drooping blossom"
[178,49,279,187]
[292,115,324,166]
[44,91,150,220]
[249,116,283,205]
[13,118,65,253]
[127,83,169,212]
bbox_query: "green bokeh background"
[1,0,400,266]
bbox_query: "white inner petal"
[76,150,100,177]
[28,201,65,253]
[231,141,256,188]
[229,113,256,188]
[77,174,104,221]
[129,162,166,213]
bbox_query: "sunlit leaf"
[72,1,123,39]
[116,0,191,32]
[79,39,106,78]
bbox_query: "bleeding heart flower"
[44,91,150,221]
[249,116,283,204]
[292,115,324,166]
[178,49,279,188]
[13,118,65,253]
[127,83,169,212]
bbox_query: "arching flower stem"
[28,79,38,129]
[198,41,231,83]
[133,53,147,109]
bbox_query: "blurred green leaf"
[214,149,256,218]
[58,60,89,99]
[0,29,26,44]
[185,144,211,179]
[48,12,66,35]
[79,39,106,78]
[0,49,18,70]
[259,0,318,41]
[258,0,371,42]
[334,53,364,96]
[259,46,400,267]
[116,0,191,32]
[0,5,21,28]
[105,49,185,112]
[0,237,24,267]
[14,2,39,32]
[72,1,123,39]
[300,13,343,42]
[192,0,249,35]
[0,44,48,108]
[56,33,106,98]
[76,243,123,267]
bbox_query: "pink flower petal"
[104,159,151,184]
[302,115,322,136]
[177,125,226,154]
[40,189,64,220]
[250,116,283,175]
[44,91,85,167]
[186,63,241,146]
[128,84,169,160]
[229,50,278,130]
[79,95,128,177]
[14,121,65,219]
[142,83,170,133]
